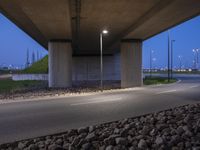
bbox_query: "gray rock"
[127,135,133,143]
[105,145,114,150]
[18,142,26,149]
[129,146,136,150]
[185,130,193,137]
[124,124,130,129]
[45,139,52,145]
[135,135,144,140]
[120,128,129,136]
[89,126,95,133]
[129,122,135,128]
[114,128,120,134]
[48,144,63,150]
[71,137,80,146]
[68,129,77,136]
[156,124,167,131]
[115,137,128,145]
[177,142,184,148]
[104,134,118,145]
[138,139,147,149]
[28,144,39,150]
[82,143,91,150]
[121,118,128,125]
[38,142,45,149]
[141,126,150,135]
[184,114,192,123]
[132,140,138,147]
[46,136,51,140]
[192,147,200,150]
[85,132,96,141]
[56,138,63,145]
[185,141,191,148]
[33,138,40,143]
[99,145,106,150]
[140,117,146,123]
[63,143,70,149]
[172,146,179,150]
[155,136,163,145]
[78,127,89,134]
[150,129,157,136]
[176,126,184,135]
[104,135,117,145]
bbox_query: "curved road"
[0,74,200,144]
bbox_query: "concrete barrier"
[12,74,48,81]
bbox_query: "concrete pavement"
[0,75,200,144]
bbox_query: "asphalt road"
[0,74,200,144]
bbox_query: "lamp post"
[178,55,182,71]
[100,29,108,91]
[167,30,170,82]
[150,50,154,78]
[171,40,175,79]
[193,48,199,70]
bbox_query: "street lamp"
[152,58,157,69]
[171,40,175,79]
[193,48,199,70]
[100,29,108,91]
[178,55,182,71]
[167,30,170,82]
[150,50,154,78]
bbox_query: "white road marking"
[156,90,177,95]
[70,97,122,106]
[177,80,182,83]
[190,85,199,88]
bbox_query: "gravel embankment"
[1,103,200,150]
[0,81,120,100]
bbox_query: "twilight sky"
[0,13,200,69]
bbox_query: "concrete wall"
[72,54,120,81]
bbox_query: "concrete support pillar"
[48,40,72,88]
[121,40,143,88]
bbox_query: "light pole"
[193,48,199,70]
[100,29,108,91]
[178,55,182,71]
[171,40,175,79]
[150,50,154,78]
[152,58,157,70]
[167,30,170,82]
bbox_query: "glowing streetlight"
[193,48,199,70]
[150,50,154,77]
[178,55,182,71]
[171,40,175,79]
[100,29,109,91]
[102,30,108,34]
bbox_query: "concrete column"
[121,40,143,88]
[48,40,72,88]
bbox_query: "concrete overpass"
[0,0,200,88]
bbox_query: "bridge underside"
[0,0,200,87]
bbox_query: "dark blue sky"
[0,13,200,68]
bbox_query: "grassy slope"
[0,80,46,93]
[22,55,48,74]
[0,77,176,94]
[143,76,176,85]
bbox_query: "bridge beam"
[121,39,143,88]
[48,40,72,88]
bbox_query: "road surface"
[0,74,200,144]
